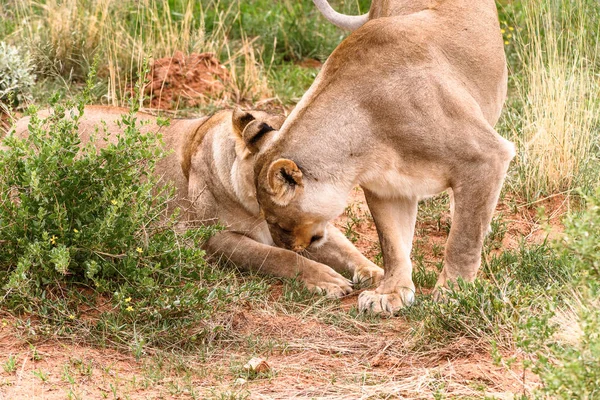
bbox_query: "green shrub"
[483,241,572,288]
[518,190,600,399]
[0,92,263,350]
[404,241,570,351]
[0,42,36,107]
[0,96,170,293]
[521,306,600,399]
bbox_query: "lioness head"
[253,153,347,253]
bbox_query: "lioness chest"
[360,165,448,200]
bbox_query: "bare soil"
[144,52,229,110]
[0,305,536,399]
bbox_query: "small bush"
[0,92,262,351]
[0,42,36,108]
[0,96,170,294]
[483,241,572,288]
[404,279,520,349]
[404,242,570,351]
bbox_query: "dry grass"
[511,0,600,200]
[10,0,272,108]
[0,296,536,399]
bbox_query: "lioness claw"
[308,282,352,298]
[305,271,353,298]
[353,264,384,287]
[358,287,415,315]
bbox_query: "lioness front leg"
[305,224,384,287]
[434,153,512,296]
[205,231,353,298]
[358,191,418,315]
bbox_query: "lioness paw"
[306,280,353,298]
[358,287,415,315]
[353,264,384,288]
[303,270,353,298]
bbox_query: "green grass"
[2,355,17,374]
[0,0,369,108]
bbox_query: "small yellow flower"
[166,288,172,292]
[73,228,79,233]
[126,306,134,312]
[111,199,118,205]
[2,320,7,327]
[68,314,75,320]
[136,247,143,254]
[504,41,509,45]
[50,235,57,245]
[125,297,131,303]
[500,28,506,34]
[508,26,514,31]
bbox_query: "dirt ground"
[0,308,534,400]
[0,188,564,399]
[144,52,229,110]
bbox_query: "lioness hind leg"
[205,231,353,298]
[434,143,513,297]
[358,191,418,315]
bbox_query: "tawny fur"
[254,0,515,314]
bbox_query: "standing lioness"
[12,106,383,297]
[252,0,515,314]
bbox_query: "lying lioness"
[13,106,383,297]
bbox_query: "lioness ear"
[267,159,303,206]
[232,108,255,136]
[242,119,276,153]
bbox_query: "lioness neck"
[269,74,369,195]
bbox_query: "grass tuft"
[509,0,600,200]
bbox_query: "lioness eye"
[310,235,323,244]
[277,224,292,234]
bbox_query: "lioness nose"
[292,245,305,253]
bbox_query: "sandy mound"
[144,51,229,110]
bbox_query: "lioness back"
[12,106,211,215]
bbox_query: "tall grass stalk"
[512,0,600,201]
